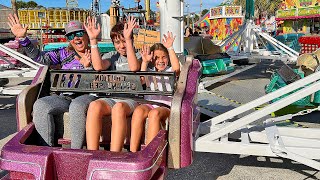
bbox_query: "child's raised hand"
[84,16,101,40]
[7,14,28,38]
[140,45,153,63]
[123,16,137,41]
[162,31,176,49]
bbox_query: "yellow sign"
[277,9,296,18]
[297,6,320,16]
[283,0,317,9]
[134,29,160,50]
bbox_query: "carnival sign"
[210,7,223,17]
[225,6,241,16]
[277,9,297,18]
[298,6,320,16]
[299,0,313,7]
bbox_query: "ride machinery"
[219,0,299,63]
[196,0,320,172]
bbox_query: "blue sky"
[2,0,223,14]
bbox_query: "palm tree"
[11,0,18,15]
[233,0,282,18]
[255,0,282,17]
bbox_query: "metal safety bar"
[200,69,320,131]
[0,44,43,69]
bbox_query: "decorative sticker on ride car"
[49,70,176,95]
[90,74,137,91]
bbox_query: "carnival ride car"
[0,55,201,179]
[184,36,234,76]
[3,0,320,178]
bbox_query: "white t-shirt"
[144,66,173,106]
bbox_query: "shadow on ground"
[167,153,320,180]
[0,96,17,140]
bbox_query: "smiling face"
[68,31,89,53]
[113,35,127,56]
[152,49,169,72]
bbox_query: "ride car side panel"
[168,56,194,169]
[17,66,48,131]
[180,59,202,168]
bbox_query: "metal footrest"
[277,64,301,84]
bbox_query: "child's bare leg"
[110,102,132,152]
[86,100,112,150]
[130,105,151,152]
[146,107,170,145]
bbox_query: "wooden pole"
[145,0,150,21]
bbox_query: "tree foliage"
[201,9,209,16]
[105,9,110,15]
[16,0,38,9]
[233,0,282,17]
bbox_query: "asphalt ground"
[1,71,320,179]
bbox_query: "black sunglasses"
[66,31,85,41]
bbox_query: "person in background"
[184,27,193,37]
[193,26,202,36]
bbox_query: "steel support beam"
[159,0,184,54]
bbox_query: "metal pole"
[40,18,43,51]
[191,13,194,31]
[200,0,202,16]
[181,1,184,53]
[159,0,183,53]
[187,4,190,27]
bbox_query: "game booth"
[276,0,320,53]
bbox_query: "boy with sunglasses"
[7,14,109,148]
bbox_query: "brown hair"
[149,43,170,68]
[110,22,134,42]
[150,43,169,56]
[67,44,75,52]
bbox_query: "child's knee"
[132,105,148,117]
[112,102,128,114]
[148,109,161,120]
[88,100,105,114]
